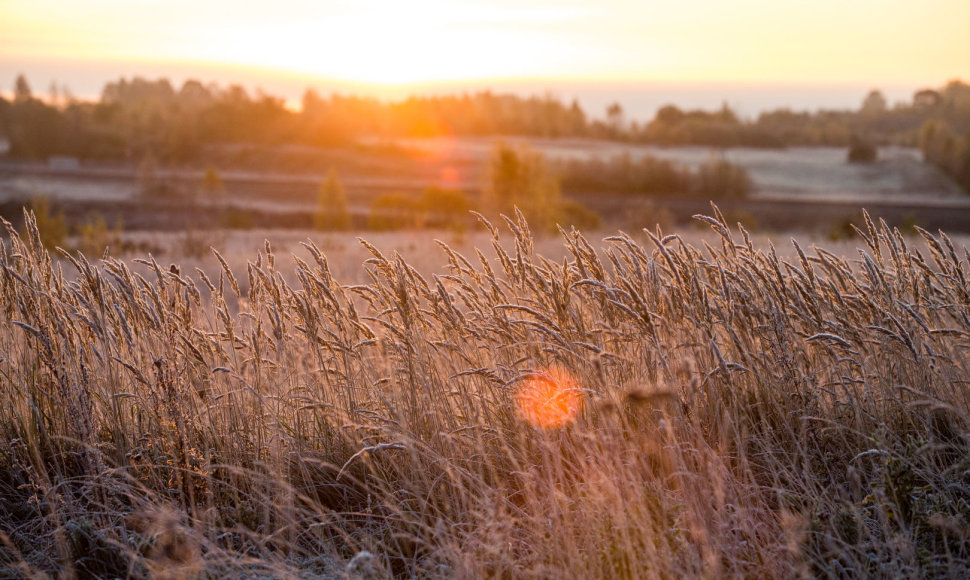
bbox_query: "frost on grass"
[1,207,969,578]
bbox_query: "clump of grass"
[1,205,970,577]
[27,196,67,250]
[75,213,123,257]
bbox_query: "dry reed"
[0,205,969,578]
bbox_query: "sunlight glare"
[2,0,970,89]
[188,2,576,86]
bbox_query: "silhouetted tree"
[202,165,225,199]
[0,96,10,138]
[920,119,970,192]
[178,80,214,109]
[861,90,888,115]
[48,82,60,108]
[655,105,685,125]
[484,143,562,232]
[913,89,942,110]
[607,102,625,135]
[7,98,64,158]
[315,169,350,230]
[14,74,32,104]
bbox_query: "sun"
[1,0,613,91]
[186,2,565,88]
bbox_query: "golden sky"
[2,0,968,90]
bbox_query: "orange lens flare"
[439,165,460,185]
[515,368,583,428]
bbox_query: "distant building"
[47,156,80,171]
[913,89,942,109]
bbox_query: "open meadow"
[2,208,970,577]
[4,1,970,577]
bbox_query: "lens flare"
[515,368,583,428]
[439,166,460,185]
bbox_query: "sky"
[1,0,968,119]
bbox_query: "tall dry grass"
[1,206,969,578]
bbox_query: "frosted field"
[0,140,964,207]
[395,137,966,202]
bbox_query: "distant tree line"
[1,74,969,190]
[639,82,970,150]
[0,75,596,161]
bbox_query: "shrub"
[920,119,970,192]
[221,207,254,229]
[201,165,225,199]
[558,200,602,231]
[625,200,676,233]
[315,168,350,231]
[28,196,67,249]
[692,153,752,199]
[724,209,759,232]
[828,210,866,241]
[847,136,877,163]
[368,193,421,230]
[559,153,692,195]
[178,227,223,258]
[75,213,122,257]
[418,186,474,231]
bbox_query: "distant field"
[2,140,963,206]
[0,139,967,235]
[391,138,966,202]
